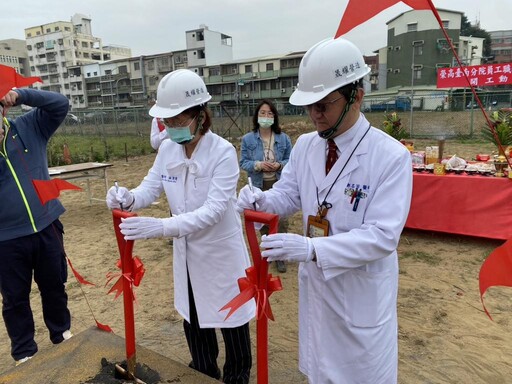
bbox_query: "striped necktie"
[325,139,338,175]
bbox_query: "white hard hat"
[290,37,371,106]
[149,69,212,118]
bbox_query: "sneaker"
[276,260,287,273]
[62,330,73,341]
[15,356,32,366]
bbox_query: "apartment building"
[489,30,512,63]
[384,9,462,89]
[0,39,30,76]
[25,13,131,110]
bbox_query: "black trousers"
[0,220,71,360]
[184,273,252,384]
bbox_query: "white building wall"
[388,9,461,35]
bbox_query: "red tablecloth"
[405,173,512,240]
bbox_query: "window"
[147,60,154,70]
[46,28,51,33]
[413,65,422,80]
[407,23,418,32]
[442,20,449,29]
[134,62,140,71]
[245,64,252,73]
[413,45,423,56]
[266,63,274,71]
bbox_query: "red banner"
[437,62,512,88]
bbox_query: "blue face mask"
[165,117,196,145]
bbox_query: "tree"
[460,15,492,59]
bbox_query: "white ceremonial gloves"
[236,184,266,213]
[261,233,315,263]
[106,186,134,210]
[119,216,178,240]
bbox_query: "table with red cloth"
[405,172,512,240]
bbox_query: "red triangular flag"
[0,64,43,99]
[32,179,82,205]
[334,0,432,38]
[67,256,95,286]
[479,239,512,320]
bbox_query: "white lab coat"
[131,131,255,328]
[263,114,412,383]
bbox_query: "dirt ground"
[1,137,512,383]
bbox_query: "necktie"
[325,139,338,175]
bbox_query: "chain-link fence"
[6,87,509,165]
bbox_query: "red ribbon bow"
[105,256,146,300]
[220,265,282,321]
[220,209,281,384]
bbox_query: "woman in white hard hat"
[106,69,255,383]
[237,37,413,383]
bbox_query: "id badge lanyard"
[308,124,371,238]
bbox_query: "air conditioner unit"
[395,46,401,51]
[244,93,249,98]
[394,69,401,74]
[387,68,393,73]
[252,73,258,78]
[292,85,297,90]
[281,88,286,93]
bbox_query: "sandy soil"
[1,150,512,384]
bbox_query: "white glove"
[261,233,314,263]
[236,184,266,213]
[106,186,135,210]
[119,216,178,240]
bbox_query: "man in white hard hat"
[107,69,255,383]
[237,37,413,383]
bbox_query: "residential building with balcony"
[186,24,233,75]
[201,52,303,113]
[489,30,512,64]
[25,13,131,110]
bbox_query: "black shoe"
[276,260,287,273]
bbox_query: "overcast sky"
[1,1,509,60]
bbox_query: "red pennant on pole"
[479,239,512,320]
[334,0,432,38]
[0,64,43,99]
[32,179,82,205]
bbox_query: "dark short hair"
[252,99,281,134]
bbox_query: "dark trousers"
[184,273,252,384]
[0,220,71,360]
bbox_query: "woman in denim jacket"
[239,100,292,272]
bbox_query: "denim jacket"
[239,130,292,188]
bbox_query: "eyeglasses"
[258,110,274,117]
[306,95,344,114]
[162,116,194,129]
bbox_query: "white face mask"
[258,117,274,129]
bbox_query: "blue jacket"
[0,89,68,241]
[239,130,292,188]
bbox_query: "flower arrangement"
[382,111,407,141]
[481,109,512,151]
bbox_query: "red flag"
[335,0,432,38]
[0,64,43,99]
[479,239,512,320]
[32,179,82,205]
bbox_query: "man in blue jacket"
[0,87,72,366]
